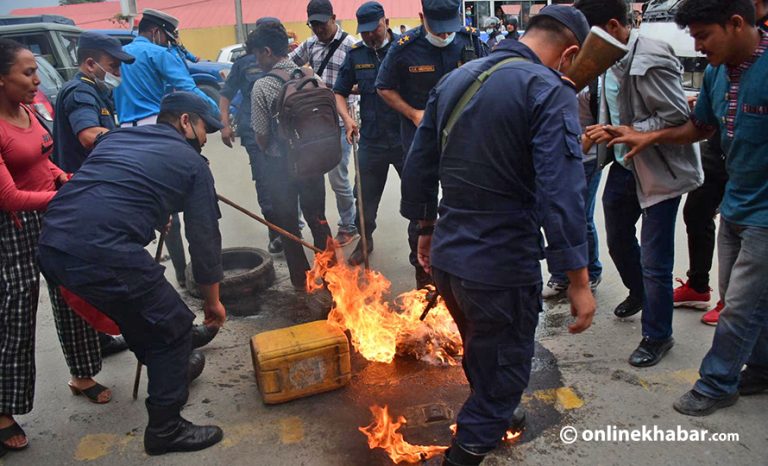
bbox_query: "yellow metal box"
[250,320,351,404]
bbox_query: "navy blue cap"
[534,5,590,45]
[356,2,385,33]
[79,32,135,64]
[307,0,334,23]
[256,17,280,26]
[160,91,224,133]
[421,0,462,34]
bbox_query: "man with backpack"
[290,0,360,247]
[249,21,334,291]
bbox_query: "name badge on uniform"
[100,108,111,116]
[355,63,375,70]
[409,65,436,73]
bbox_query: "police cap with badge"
[357,1,386,33]
[142,8,180,40]
[422,0,463,34]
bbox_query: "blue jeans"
[603,163,681,341]
[695,220,768,398]
[327,128,357,234]
[550,159,603,283]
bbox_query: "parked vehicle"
[0,19,81,79]
[33,54,64,126]
[216,44,246,64]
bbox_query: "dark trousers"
[682,154,728,293]
[262,155,332,287]
[165,213,186,282]
[603,163,681,341]
[39,246,194,408]
[354,143,419,270]
[245,143,277,241]
[432,267,541,454]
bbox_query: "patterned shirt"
[722,31,768,138]
[250,58,301,155]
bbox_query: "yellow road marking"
[525,386,585,411]
[279,416,305,444]
[74,433,132,461]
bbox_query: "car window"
[231,47,246,62]
[35,55,64,92]
[3,33,57,66]
[60,32,79,65]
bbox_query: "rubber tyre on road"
[185,247,275,302]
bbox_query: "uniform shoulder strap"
[441,56,529,149]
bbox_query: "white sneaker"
[542,280,567,299]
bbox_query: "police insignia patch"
[408,65,436,73]
[355,63,375,70]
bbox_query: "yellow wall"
[177,17,422,61]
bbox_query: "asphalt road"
[4,135,766,466]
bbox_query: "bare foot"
[0,414,28,449]
[69,377,112,403]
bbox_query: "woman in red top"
[0,39,74,454]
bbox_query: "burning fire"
[359,405,448,463]
[306,248,462,365]
[449,424,523,445]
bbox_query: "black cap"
[160,91,224,133]
[356,2,385,33]
[534,5,590,45]
[421,0,462,34]
[256,17,281,26]
[79,32,135,64]
[307,0,334,23]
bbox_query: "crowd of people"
[0,0,766,463]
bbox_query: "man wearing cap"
[114,8,218,127]
[220,18,283,254]
[47,31,134,400]
[38,91,226,455]
[376,0,487,289]
[290,0,360,248]
[400,6,595,464]
[333,2,402,266]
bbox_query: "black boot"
[144,401,223,455]
[99,333,129,357]
[191,324,219,349]
[188,350,206,383]
[442,440,485,466]
[509,405,526,432]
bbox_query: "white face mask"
[366,35,390,50]
[425,31,456,48]
[95,63,122,90]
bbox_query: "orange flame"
[359,405,448,463]
[307,247,461,365]
[449,423,523,445]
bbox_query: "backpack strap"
[588,78,599,123]
[316,31,348,78]
[441,57,529,149]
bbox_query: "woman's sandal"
[0,422,29,451]
[68,382,112,404]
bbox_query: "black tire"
[186,247,275,302]
[197,84,221,107]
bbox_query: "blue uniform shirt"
[220,54,264,145]
[401,39,588,287]
[39,123,224,285]
[333,32,401,150]
[114,36,219,124]
[375,25,488,152]
[53,72,117,173]
[692,38,768,228]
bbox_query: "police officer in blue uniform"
[53,32,134,173]
[219,17,282,253]
[400,6,596,464]
[333,2,402,265]
[39,92,226,456]
[376,0,487,288]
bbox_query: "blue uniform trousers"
[39,245,194,408]
[432,267,540,453]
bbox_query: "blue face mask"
[425,31,456,48]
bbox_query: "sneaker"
[701,300,724,326]
[589,276,602,292]
[348,237,374,266]
[267,236,283,254]
[334,230,360,247]
[542,279,567,299]
[673,389,738,416]
[673,278,711,310]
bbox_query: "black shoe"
[188,350,205,383]
[442,440,485,466]
[614,295,643,318]
[176,275,187,289]
[191,324,219,349]
[99,334,129,357]
[738,367,768,396]
[416,267,434,290]
[628,336,674,367]
[267,237,283,254]
[673,389,739,416]
[509,405,526,432]
[348,238,373,266]
[144,402,223,456]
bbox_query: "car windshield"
[35,54,64,97]
[644,0,683,20]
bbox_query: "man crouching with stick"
[38,91,226,455]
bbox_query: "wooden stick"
[217,193,323,254]
[351,131,370,270]
[133,229,167,400]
